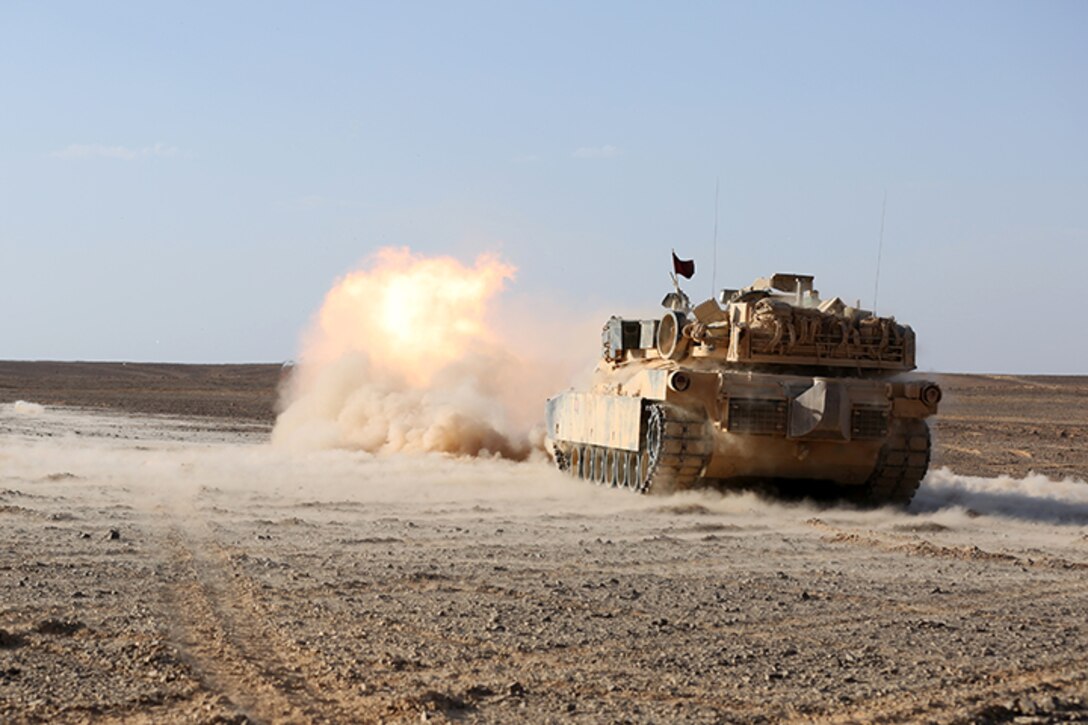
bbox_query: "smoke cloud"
[912,466,1088,525]
[272,247,587,460]
[5,404,1087,531]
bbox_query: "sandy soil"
[2,364,1088,724]
[930,374,1088,482]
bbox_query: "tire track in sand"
[161,526,381,724]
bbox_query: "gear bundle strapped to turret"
[545,269,941,506]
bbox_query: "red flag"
[672,251,695,279]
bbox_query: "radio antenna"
[711,176,720,298]
[872,189,887,314]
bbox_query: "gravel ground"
[2,403,1088,724]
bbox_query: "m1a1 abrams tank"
[545,273,941,506]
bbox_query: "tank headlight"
[920,384,942,407]
[669,372,691,392]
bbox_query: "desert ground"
[1,362,1087,724]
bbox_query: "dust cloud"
[0,404,614,515]
[5,404,1087,530]
[913,466,1088,525]
[272,247,588,461]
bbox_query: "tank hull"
[546,367,937,502]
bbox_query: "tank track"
[844,418,931,507]
[553,402,711,494]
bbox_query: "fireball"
[274,246,538,458]
[303,247,516,388]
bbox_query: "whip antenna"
[712,176,720,298]
[872,189,887,314]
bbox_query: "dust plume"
[912,467,1088,525]
[272,247,584,460]
[11,401,45,415]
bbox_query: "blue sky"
[1,1,1085,372]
